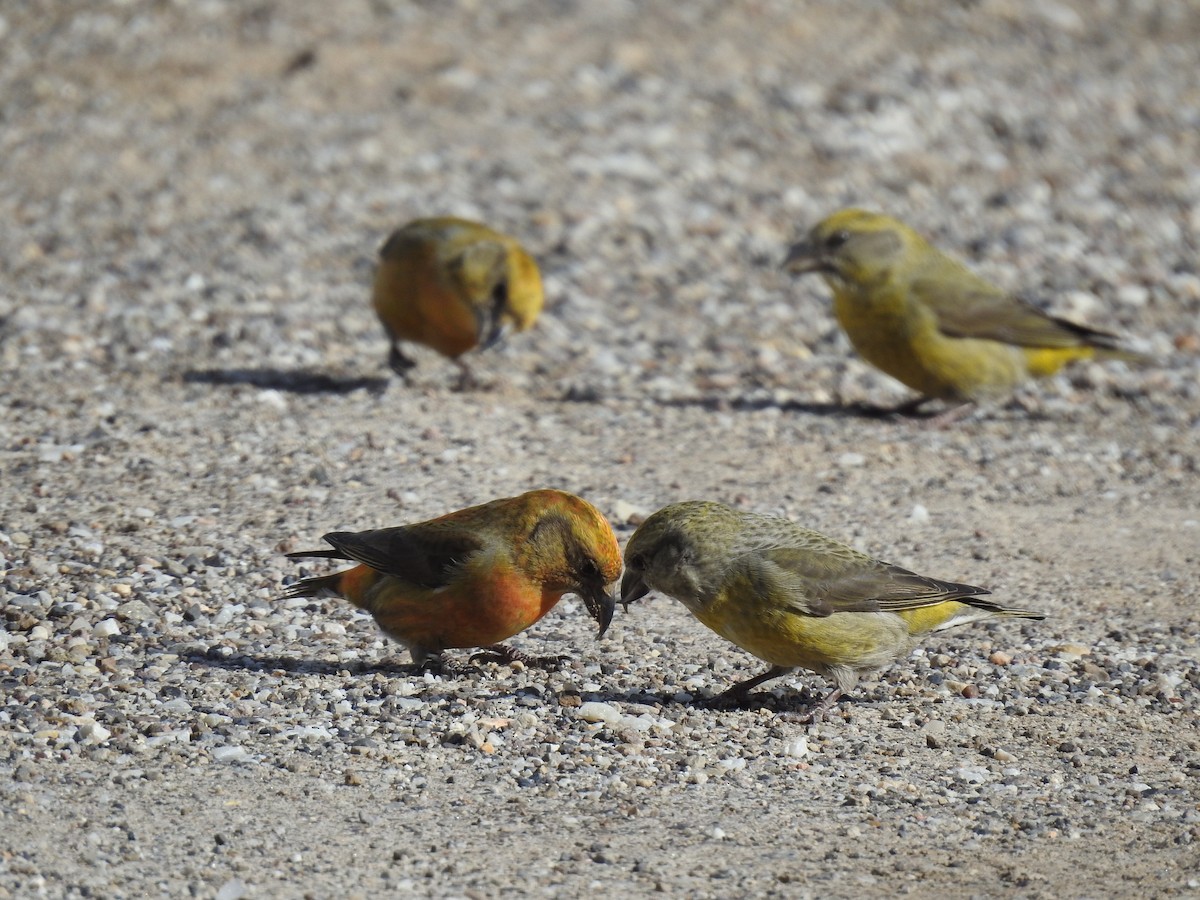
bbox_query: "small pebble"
[93,619,121,639]
[79,721,111,744]
[577,702,622,725]
[782,735,809,758]
[212,746,250,764]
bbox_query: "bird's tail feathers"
[281,572,343,600]
[928,598,1045,633]
[1092,345,1152,365]
[285,548,346,561]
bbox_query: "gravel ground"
[3,1,1200,897]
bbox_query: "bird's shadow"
[181,367,389,395]
[579,686,680,707]
[183,650,849,716]
[558,382,931,420]
[648,394,916,421]
[184,649,417,677]
[186,650,675,705]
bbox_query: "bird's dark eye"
[826,230,851,250]
[627,553,645,571]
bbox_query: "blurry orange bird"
[371,217,544,381]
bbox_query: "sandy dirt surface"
[3,1,1200,896]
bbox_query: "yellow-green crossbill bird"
[372,217,543,383]
[285,490,621,669]
[783,209,1144,419]
[621,500,1044,720]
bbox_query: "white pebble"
[838,452,866,467]
[612,500,647,524]
[29,625,51,641]
[117,600,156,623]
[782,735,809,758]
[954,766,991,784]
[215,878,246,900]
[257,390,287,410]
[1116,284,1150,307]
[515,712,538,729]
[577,702,622,724]
[79,721,111,744]
[909,504,930,523]
[93,619,121,639]
[279,726,333,741]
[212,605,240,626]
[212,746,250,763]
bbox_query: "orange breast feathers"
[357,552,565,651]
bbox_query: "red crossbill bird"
[372,217,543,384]
[621,500,1044,721]
[285,490,621,668]
[783,209,1145,420]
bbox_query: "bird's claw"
[387,345,417,377]
[413,654,477,677]
[470,644,571,669]
[778,708,823,726]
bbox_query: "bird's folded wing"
[741,547,989,617]
[322,526,485,589]
[912,275,1123,350]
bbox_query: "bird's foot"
[412,654,476,677]
[887,395,937,417]
[470,643,571,670]
[695,665,791,710]
[387,346,417,378]
[919,401,978,429]
[451,362,500,393]
[779,687,845,725]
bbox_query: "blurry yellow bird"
[285,490,621,669]
[621,500,1044,720]
[783,209,1144,418]
[372,217,544,382]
